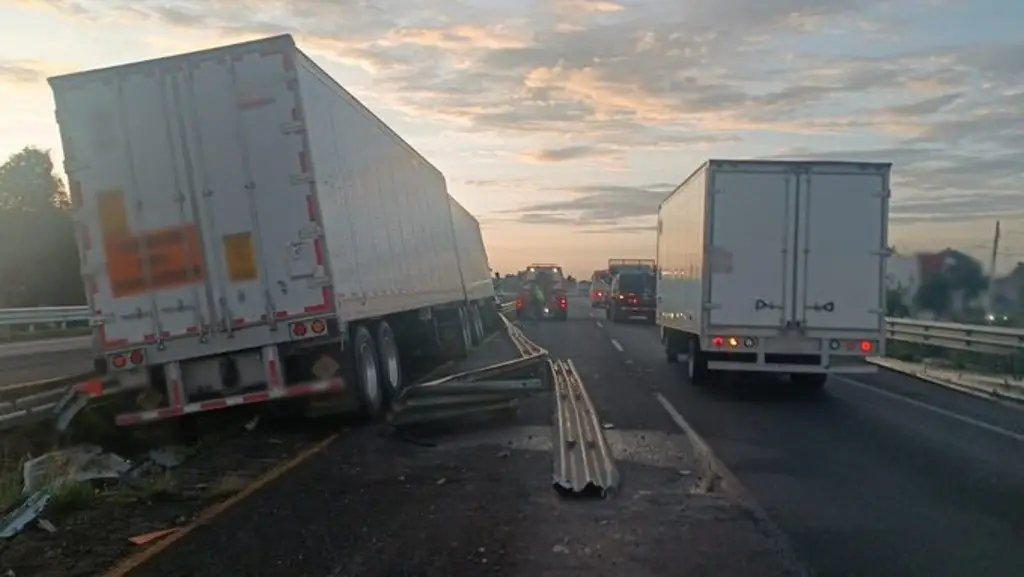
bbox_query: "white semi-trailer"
[50,34,496,426]
[656,159,890,389]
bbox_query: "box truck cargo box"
[49,34,496,425]
[656,159,890,389]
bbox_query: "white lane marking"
[834,375,1024,443]
[596,321,603,328]
[654,392,703,444]
[610,338,624,352]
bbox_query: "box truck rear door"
[707,163,797,328]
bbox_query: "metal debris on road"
[552,359,619,498]
[386,312,553,427]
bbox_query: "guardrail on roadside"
[884,318,1024,355]
[3,305,1024,354]
[0,306,91,332]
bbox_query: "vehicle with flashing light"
[50,34,497,427]
[514,263,568,321]
[656,159,890,390]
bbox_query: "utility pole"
[985,220,1000,316]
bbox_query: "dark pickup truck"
[606,271,656,323]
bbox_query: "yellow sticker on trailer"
[223,232,257,282]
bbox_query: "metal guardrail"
[0,301,511,331]
[3,304,1024,356]
[884,318,1024,355]
[0,306,91,329]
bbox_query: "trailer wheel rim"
[381,334,400,392]
[360,342,381,407]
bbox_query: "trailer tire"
[687,337,710,385]
[469,305,485,345]
[352,325,384,418]
[375,321,402,399]
[457,306,472,357]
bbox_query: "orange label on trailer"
[105,225,206,298]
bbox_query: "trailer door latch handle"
[808,301,835,312]
[755,299,783,311]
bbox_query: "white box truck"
[49,34,496,426]
[656,159,890,389]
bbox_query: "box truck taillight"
[108,349,146,371]
[711,336,758,349]
[515,297,524,311]
[290,319,327,339]
[559,296,567,309]
[829,339,874,353]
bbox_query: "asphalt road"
[576,297,1024,577]
[0,336,93,388]
[10,298,1024,577]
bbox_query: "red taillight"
[860,340,872,353]
[515,297,524,310]
[712,336,724,347]
[291,322,307,337]
[129,350,144,365]
[559,298,567,309]
[111,354,127,369]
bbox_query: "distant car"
[589,269,611,308]
[606,270,656,323]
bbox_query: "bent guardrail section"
[552,358,618,497]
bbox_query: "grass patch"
[0,458,26,512]
[48,480,96,515]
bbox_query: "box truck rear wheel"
[352,325,384,418]
[687,337,710,385]
[375,321,402,398]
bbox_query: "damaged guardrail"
[388,354,551,426]
[552,358,618,497]
[506,314,620,497]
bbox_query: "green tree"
[912,249,988,318]
[0,147,85,307]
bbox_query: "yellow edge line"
[102,433,339,577]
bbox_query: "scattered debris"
[0,443,188,540]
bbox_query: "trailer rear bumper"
[706,361,878,374]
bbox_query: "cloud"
[8,0,1024,253]
[0,61,48,84]
[520,145,622,163]
[500,182,676,231]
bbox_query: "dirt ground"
[0,418,331,577]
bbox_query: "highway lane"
[124,304,805,577]
[0,335,93,388]
[577,300,1024,577]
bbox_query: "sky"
[1,0,1023,279]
